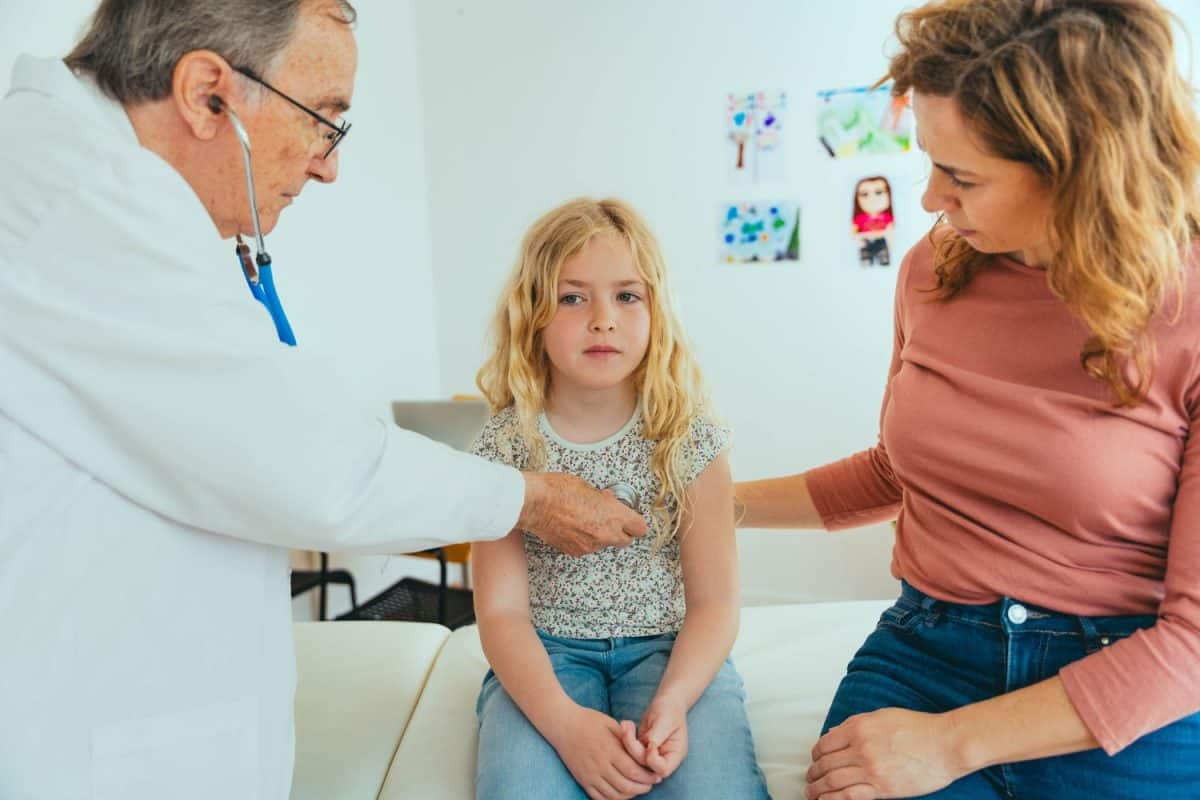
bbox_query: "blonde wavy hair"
[889,0,1200,404]
[477,197,711,547]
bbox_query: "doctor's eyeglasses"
[233,66,351,159]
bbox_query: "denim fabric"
[476,630,771,800]
[822,581,1200,799]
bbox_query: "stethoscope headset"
[207,94,296,346]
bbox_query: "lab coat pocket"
[91,696,259,800]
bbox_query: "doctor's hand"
[518,472,648,556]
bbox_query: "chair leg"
[437,550,448,626]
[318,552,329,622]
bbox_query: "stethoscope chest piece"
[606,482,640,510]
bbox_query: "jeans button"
[1007,603,1028,625]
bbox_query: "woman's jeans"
[475,630,771,799]
[822,581,1200,799]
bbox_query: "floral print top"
[470,405,730,639]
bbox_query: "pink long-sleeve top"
[807,234,1200,755]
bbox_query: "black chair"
[336,547,476,629]
[291,551,358,621]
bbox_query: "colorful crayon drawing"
[816,85,912,159]
[720,201,801,263]
[727,93,755,173]
[727,91,787,182]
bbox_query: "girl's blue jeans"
[475,629,771,799]
[822,581,1200,799]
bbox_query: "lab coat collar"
[8,54,139,147]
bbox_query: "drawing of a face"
[856,178,891,215]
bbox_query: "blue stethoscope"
[209,95,296,346]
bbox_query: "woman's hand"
[546,704,661,800]
[637,695,690,780]
[805,708,966,800]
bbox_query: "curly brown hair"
[889,0,1200,404]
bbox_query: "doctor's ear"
[171,50,235,141]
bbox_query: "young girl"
[470,198,770,800]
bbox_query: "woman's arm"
[949,676,1097,768]
[734,471,823,529]
[805,676,1097,800]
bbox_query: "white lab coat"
[0,56,524,800]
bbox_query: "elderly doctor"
[0,1,649,798]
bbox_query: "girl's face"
[542,233,652,397]
[914,92,1055,267]
[857,180,891,215]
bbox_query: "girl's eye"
[949,175,975,190]
[617,292,641,303]
[559,294,585,306]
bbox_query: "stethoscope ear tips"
[207,95,224,114]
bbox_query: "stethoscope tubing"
[219,100,296,346]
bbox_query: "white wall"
[411,0,929,602]
[411,0,1200,604]
[7,0,1200,611]
[276,1,448,617]
[0,3,91,60]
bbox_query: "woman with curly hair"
[736,1,1200,797]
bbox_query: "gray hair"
[64,0,357,104]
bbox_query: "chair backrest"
[391,399,490,452]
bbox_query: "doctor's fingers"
[615,502,648,542]
[573,489,646,553]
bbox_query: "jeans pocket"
[875,599,922,634]
[1043,615,1157,672]
[1086,615,1157,653]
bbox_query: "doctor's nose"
[308,149,339,184]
